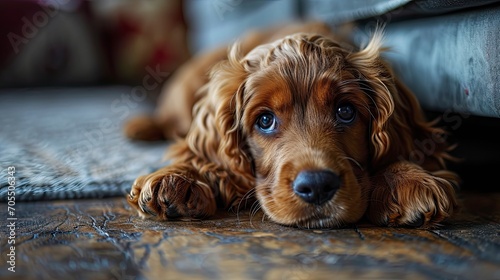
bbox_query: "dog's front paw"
[128,167,217,220]
[368,162,458,228]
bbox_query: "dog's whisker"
[249,200,261,215]
[239,188,256,206]
[339,156,364,171]
[236,188,257,222]
[249,202,262,223]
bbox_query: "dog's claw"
[406,213,425,228]
[140,203,158,216]
[166,204,182,218]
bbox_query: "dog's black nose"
[293,170,340,205]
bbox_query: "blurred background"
[1,0,499,91]
[1,0,309,87]
[0,0,188,87]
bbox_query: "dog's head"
[188,32,450,228]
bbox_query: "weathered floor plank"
[1,193,499,280]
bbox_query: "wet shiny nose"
[292,170,340,205]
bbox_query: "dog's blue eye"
[336,103,356,123]
[256,112,277,133]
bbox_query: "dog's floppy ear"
[211,43,253,174]
[347,32,452,170]
[179,42,255,201]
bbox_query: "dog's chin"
[258,197,364,229]
[278,214,347,229]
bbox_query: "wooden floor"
[1,192,499,280]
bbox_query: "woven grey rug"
[0,87,168,201]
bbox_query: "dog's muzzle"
[292,170,340,205]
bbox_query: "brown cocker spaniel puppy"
[125,22,459,228]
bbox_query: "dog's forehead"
[243,33,347,72]
[246,67,351,115]
[245,70,293,111]
[243,34,364,114]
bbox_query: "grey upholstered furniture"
[185,0,500,118]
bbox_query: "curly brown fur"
[125,22,459,228]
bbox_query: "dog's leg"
[367,161,459,228]
[127,164,215,220]
[128,146,252,220]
